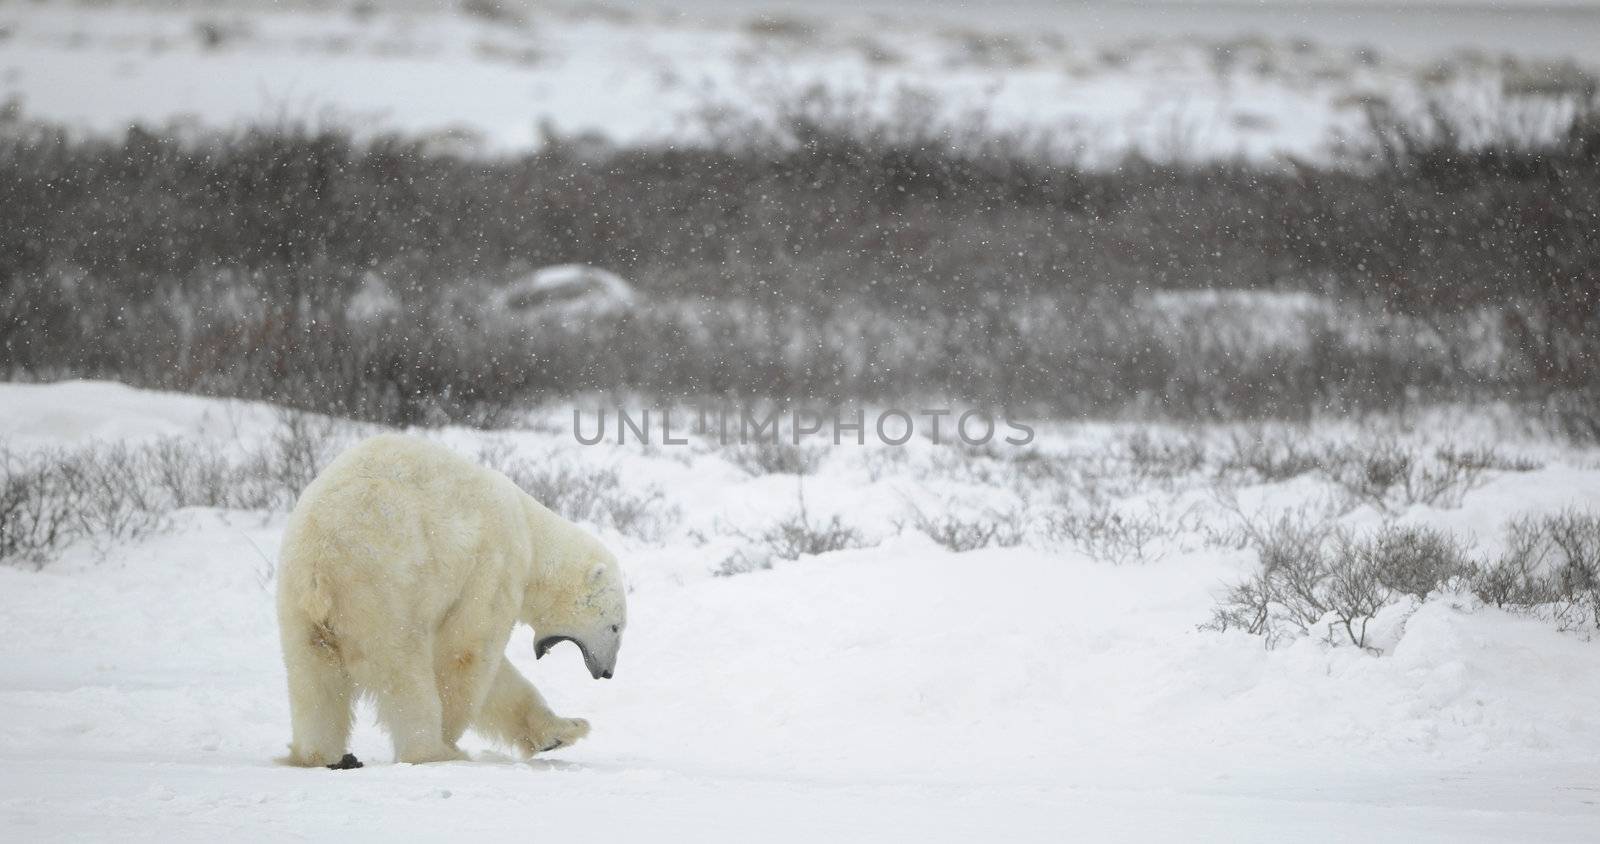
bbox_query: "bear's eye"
[610,624,619,633]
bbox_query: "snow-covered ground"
[4,1,1594,163]
[3,381,1600,840]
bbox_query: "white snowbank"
[3,2,1590,164]
[1,381,1599,839]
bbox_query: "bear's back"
[280,434,530,620]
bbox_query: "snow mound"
[493,264,638,322]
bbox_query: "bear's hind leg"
[346,640,466,764]
[278,616,355,768]
[471,659,590,756]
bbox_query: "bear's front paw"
[528,717,590,754]
[278,744,349,768]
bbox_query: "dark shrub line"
[2,93,1596,427]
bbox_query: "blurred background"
[1,0,1596,432]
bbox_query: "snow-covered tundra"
[276,435,627,767]
[6,383,1600,840]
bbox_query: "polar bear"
[275,434,626,767]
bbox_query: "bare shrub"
[1217,430,1323,482]
[725,488,865,565]
[1001,448,1072,484]
[1474,510,1600,630]
[1321,439,1489,512]
[491,456,670,540]
[1208,572,1275,639]
[1322,535,1392,649]
[860,446,910,483]
[1396,454,1488,509]
[0,445,77,569]
[712,548,774,578]
[1544,512,1600,625]
[903,503,1026,552]
[193,19,248,51]
[2,441,176,568]
[458,0,526,27]
[1207,515,1331,646]
[1356,524,1472,600]
[146,437,249,510]
[1,410,353,569]
[756,512,862,560]
[1122,430,1207,483]
[1211,514,1477,648]
[237,409,345,510]
[1434,443,1542,474]
[725,441,826,477]
[58,443,171,546]
[1045,502,1175,565]
[1470,514,1551,609]
[916,446,1011,487]
[1322,438,1413,508]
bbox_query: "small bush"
[1206,513,1473,648]
[1322,534,1391,649]
[1217,430,1323,482]
[59,442,171,546]
[193,19,248,51]
[0,446,77,568]
[904,503,1026,552]
[712,548,774,578]
[1474,510,1600,630]
[1322,439,1412,507]
[1122,431,1207,483]
[1,442,180,568]
[1544,511,1600,596]
[0,411,349,569]
[484,454,671,540]
[1470,515,1550,609]
[147,438,254,510]
[725,441,827,477]
[1209,512,1517,648]
[1434,444,1542,474]
[1210,510,1337,643]
[1045,502,1174,565]
[725,488,865,565]
[458,0,526,27]
[1321,439,1489,512]
[1357,524,1472,600]
[1217,509,1600,647]
[859,446,911,483]
[242,409,344,510]
[757,511,862,560]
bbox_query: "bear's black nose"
[601,670,613,679]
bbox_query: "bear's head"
[534,546,627,680]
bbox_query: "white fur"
[275,434,626,766]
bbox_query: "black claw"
[539,741,563,752]
[327,753,363,770]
